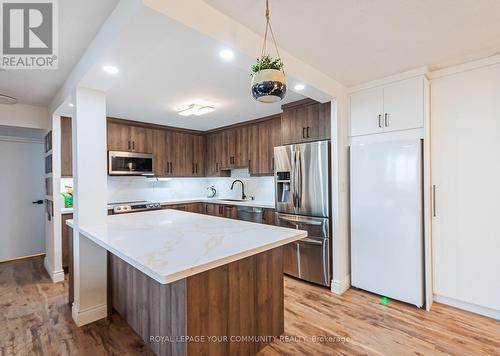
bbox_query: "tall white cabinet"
[431,62,500,319]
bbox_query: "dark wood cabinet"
[223,205,237,219]
[107,121,153,153]
[248,116,281,176]
[61,213,73,270]
[60,116,72,177]
[281,99,331,144]
[206,131,230,177]
[262,209,276,225]
[223,126,248,169]
[192,134,205,176]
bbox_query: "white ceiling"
[81,7,304,131]
[204,0,500,86]
[0,0,118,106]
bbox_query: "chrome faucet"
[230,180,246,200]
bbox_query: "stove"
[110,201,162,214]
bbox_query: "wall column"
[71,87,108,326]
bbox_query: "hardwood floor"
[1,257,499,356]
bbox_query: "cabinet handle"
[378,114,382,128]
[306,127,310,138]
[272,157,274,172]
[196,163,198,174]
[302,127,306,139]
[192,163,194,174]
[128,141,131,150]
[432,185,437,217]
[166,161,169,174]
[170,162,173,173]
[216,162,219,172]
[384,113,389,127]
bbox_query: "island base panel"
[108,246,284,356]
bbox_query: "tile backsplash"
[106,169,275,204]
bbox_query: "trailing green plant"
[251,54,284,74]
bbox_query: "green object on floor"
[380,296,389,305]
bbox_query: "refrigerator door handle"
[277,215,323,226]
[291,148,296,208]
[296,148,302,209]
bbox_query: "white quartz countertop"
[67,209,305,284]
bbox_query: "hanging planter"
[251,0,287,103]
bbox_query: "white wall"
[0,103,50,130]
[431,58,500,319]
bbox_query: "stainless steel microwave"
[108,151,154,176]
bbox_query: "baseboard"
[434,294,500,320]
[72,303,108,327]
[44,256,65,283]
[331,274,351,295]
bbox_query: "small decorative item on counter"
[61,186,73,208]
[207,186,217,198]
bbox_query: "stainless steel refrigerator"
[274,140,331,287]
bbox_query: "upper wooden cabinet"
[206,131,230,177]
[349,77,425,137]
[107,121,153,153]
[223,126,248,169]
[60,116,72,177]
[248,116,281,176]
[192,134,206,177]
[281,99,331,145]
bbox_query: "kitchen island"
[67,209,306,356]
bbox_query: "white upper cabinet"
[350,77,425,136]
[350,87,384,136]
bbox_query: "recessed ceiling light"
[102,65,119,75]
[294,84,305,91]
[178,104,215,117]
[219,49,235,61]
[68,103,74,107]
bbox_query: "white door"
[383,78,424,132]
[350,139,424,307]
[350,87,384,136]
[0,138,45,261]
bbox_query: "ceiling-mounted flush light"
[102,65,119,75]
[178,104,215,117]
[68,103,74,107]
[219,49,235,61]
[294,84,305,91]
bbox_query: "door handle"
[32,200,44,205]
[378,114,382,128]
[384,113,389,127]
[432,185,437,217]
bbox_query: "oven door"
[108,151,154,176]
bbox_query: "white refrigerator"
[350,139,424,307]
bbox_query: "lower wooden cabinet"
[262,208,276,225]
[61,213,73,270]
[167,203,202,213]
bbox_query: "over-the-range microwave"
[108,151,154,176]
